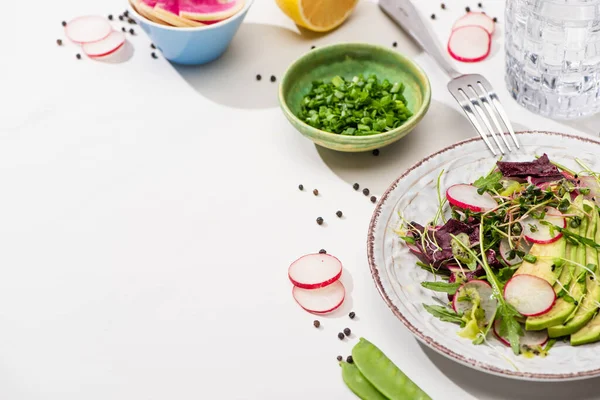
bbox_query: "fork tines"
[447,74,520,156]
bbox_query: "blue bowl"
[129,0,253,65]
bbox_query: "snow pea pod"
[341,362,387,400]
[352,338,431,400]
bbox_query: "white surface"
[3,0,600,399]
[370,132,600,381]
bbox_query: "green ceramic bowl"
[279,43,431,152]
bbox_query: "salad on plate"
[397,154,600,356]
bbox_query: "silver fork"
[379,0,520,156]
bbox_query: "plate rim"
[366,130,600,381]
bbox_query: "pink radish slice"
[292,280,345,314]
[288,253,342,289]
[406,243,422,254]
[446,184,498,212]
[499,238,532,265]
[448,25,491,63]
[520,207,565,244]
[452,12,495,35]
[65,16,112,44]
[452,280,497,326]
[82,31,126,58]
[493,319,549,347]
[504,274,556,316]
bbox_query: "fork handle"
[379,0,461,79]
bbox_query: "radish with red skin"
[65,16,112,44]
[519,206,565,244]
[493,319,549,347]
[448,25,491,63]
[292,280,345,314]
[288,253,342,289]
[452,280,498,326]
[446,184,498,212]
[82,31,126,58]
[504,274,556,316]
[452,12,495,35]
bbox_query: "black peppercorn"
[298,184,303,191]
[311,45,316,49]
[373,149,380,156]
[313,320,320,328]
[336,210,343,218]
[128,18,136,24]
[337,355,343,362]
[108,14,113,20]
[151,52,158,59]
[124,10,129,17]
[346,355,353,363]
[338,332,345,340]
[270,75,276,82]
[363,188,370,196]
[76,53,81,59]
[129,28,135,35]
[122,27,126,32]
[343,328,351,336]
[62,21,67,26]
[370,196,377,203]
[478,2,482,7]
[353,183,359,191]
[316,217,324,225]
[256,74,262,81]
[319,249,326,254]
[119,15,124,21]
[313,189,319,196]
[56,39,63,45]
[392,41,397,47]
[431,14,436,20]
[466,6,471,12]
[441,3,446,9]
[493,17,498,22]
[349,311,356,319]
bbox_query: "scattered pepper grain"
[338,332,345,340]
[313,320,320,328]
[362,188,370,196]
[353,183,359,191]
[313,189,319,196]
[316,217,324,225]
[336,210,343,218]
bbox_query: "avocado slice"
[548,200,599,338]
[571,204,600,346]
[513,238,566,285]
[526,199,584,331]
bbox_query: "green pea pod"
[341,362,387,400]
[352,338,431,400]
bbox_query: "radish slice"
[288,253,342,289]
[292,280,345,314]
[504,274,556,316]
[82,31,126,58]
[452,280,497,326]
[493,319,549,347]
[448,25,491,63]
[520,207,565,244]
[64,16,112,44]
[499,238,532,265]
[446,184,498,212]
[452,12,495,35]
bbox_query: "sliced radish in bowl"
[504,274,556,316]
[292,280,345,314]
[452,12,495,35]
[452,280,498,326]
[520,206,565,244]
[65,15,112,44]
[82,31,126,58]
[448,25,491,63]
[288,253,342,289]
[446,184,498,212]
[493,319,549,347]
[499,238,533,265]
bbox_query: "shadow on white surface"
[314,100,529,195]
[96,41,134,63]
[171,1,420,110]
[563,114,600,138]
[419,343,600,400]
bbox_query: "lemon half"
[275,0,358,32]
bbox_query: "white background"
[3,0,600,399]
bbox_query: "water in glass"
[505,0,600,119]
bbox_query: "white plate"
[367,131,600,381]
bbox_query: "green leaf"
[473,171,503,194]
[422,304,464,325]
[421,281,461,294]
[523,254,537,263]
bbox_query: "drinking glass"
[505,0,600,119]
